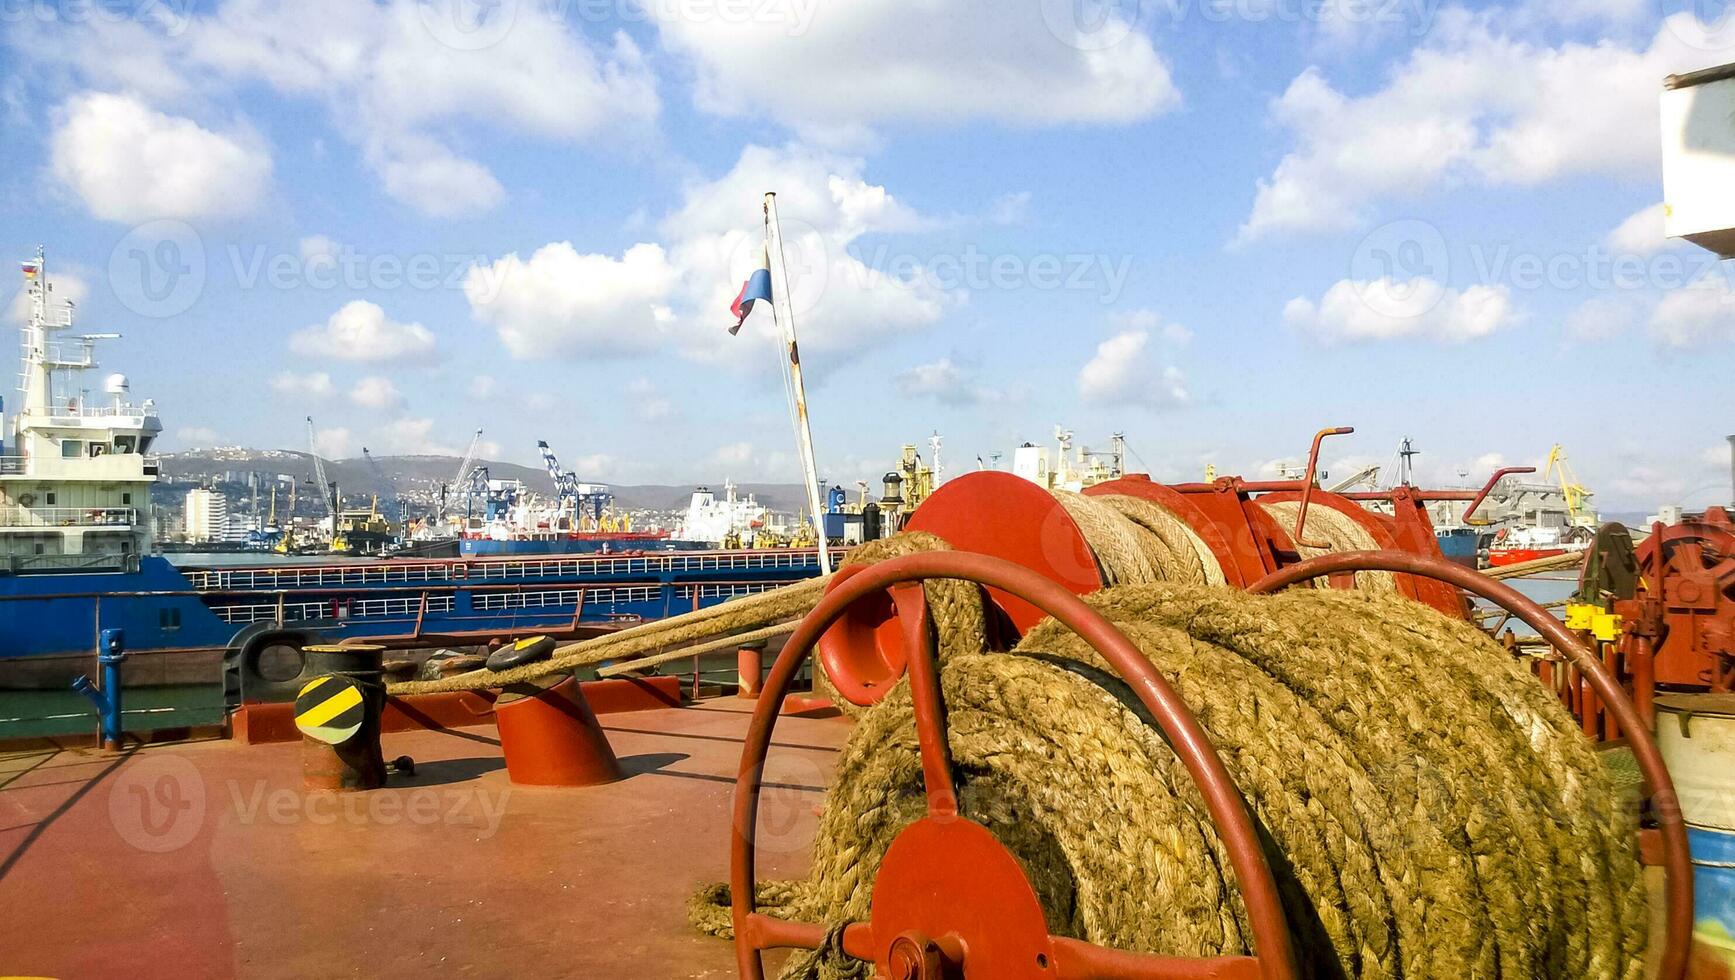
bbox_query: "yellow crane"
[1543,444,1593,525]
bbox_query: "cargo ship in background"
[0,253,826,708]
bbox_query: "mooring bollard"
[296,644,388,792]
[495,675,623,786]
[737,639,767,699]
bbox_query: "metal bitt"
[70,628,127,751]
[737,640,767,699]
[733,551,1299,980]
[297,644,388,792]
[1247,549,1695,980]
[495,675,623,787]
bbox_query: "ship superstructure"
[0,250,161,574]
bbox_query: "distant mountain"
[153,449,813,513]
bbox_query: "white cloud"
[1564,293,1646,341]
[1283,277,1521,343]
[465,144,953,368]
[299,235,339,262]
[312,426,354,459]
[270,371,334,398]
[1649,275,1735,347]
[1111,309,1191,345]
[23,0,657,217]
[373,416,452,455]
[175,426,221,447]
[653,0,1177,131]
[6,268,89,323]
[1077,329,1190,409]
[289,300,437,363]
[710,441,755,468]
[896,357,1003,406]
[469,375,497,399]
[1239,14,1730,239]
[627,377,675,422]
[349,375,403,411]
[1606,203,1668,256]
[987,191,1032,226]
[50,92,270,223]
[465,242,677,359]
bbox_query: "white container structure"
[1661,62,1735,258]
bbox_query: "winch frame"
[731,550,1300,980]
[1248,548,1693,980]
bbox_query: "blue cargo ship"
[0,252,824,695]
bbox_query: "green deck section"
[0,684,224,739]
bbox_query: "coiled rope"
[691,584,1646,980]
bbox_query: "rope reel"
[715,549,1695,980]
[817,471,1462,709]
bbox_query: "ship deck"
[0,700,848,978]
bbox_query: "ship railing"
[185,548,824,592]
[212,594,458,625]
[0,505,138,528]
[0,456,26,475]
[1,552,139,575]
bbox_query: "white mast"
[763,192,832,574]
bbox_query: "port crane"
[537,439,612,529]
[1544,444,1594,526]
[361,447,406,528]
[305,415,335,533]
[436,429,484,526]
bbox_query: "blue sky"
[0,0,1732,511]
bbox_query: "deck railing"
[185,548,823,591]
[0,506,138,528]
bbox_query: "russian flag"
[729,243,772,335]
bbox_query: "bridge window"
[61,440,81,458]
[158,607,181,631]
[114,436,136,453]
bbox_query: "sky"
[0,0,1732,512]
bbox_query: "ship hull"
[0,549,824,690]
[1486,547,1569,567]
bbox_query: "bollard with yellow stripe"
[295,674,368,744]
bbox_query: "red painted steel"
[1082,475,1248,586]
[1289,426,1354,548]
[1622,509,1735,690]
[736,644,765,698]
[732,551,1299,980]
[1255,489,1462,617]
[1247,549,1693,980]
[903,472,1105,628]
[495,676,624,786]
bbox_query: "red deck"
[0,701,849,978]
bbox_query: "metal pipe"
[1291,426,1353,549]
[1246,549,1692,980]
[1461,466,1537,526]
[69,628,126,750]
[732,550,1299,980]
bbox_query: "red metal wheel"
[734,551,1297,980]
[1247,549,1693,980]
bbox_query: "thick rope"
[692,585,1646,980]
[1254,500,1398,593]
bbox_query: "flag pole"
[763,191,833,574]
